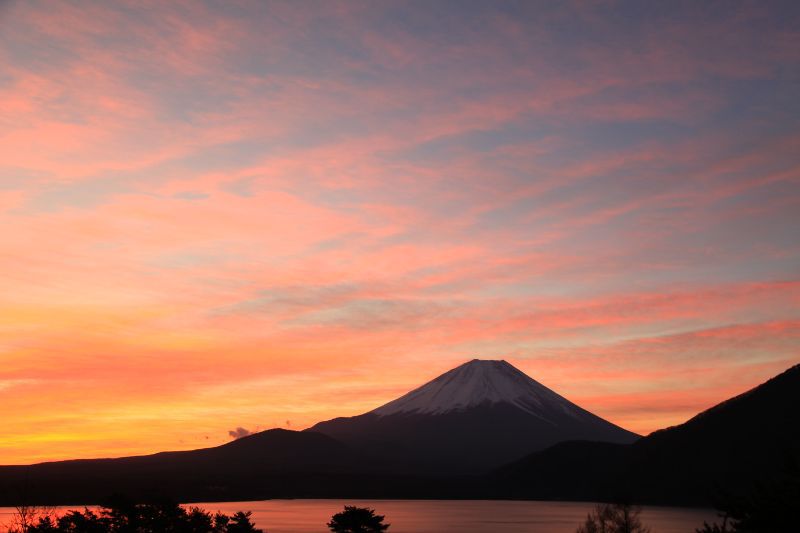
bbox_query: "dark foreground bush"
[696,460,800,533]
[327,506,390,533]
[576,503,650,533]
[8,500,263,533]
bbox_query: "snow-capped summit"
[372,359,583,419]
[309,357,640,474]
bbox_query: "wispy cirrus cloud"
[0,0,798,463]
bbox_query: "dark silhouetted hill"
[491,363,800,505]
[0,429,384,505]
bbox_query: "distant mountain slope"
[0,429,373,505]
[493,363,800,505]
[309,359,639,474]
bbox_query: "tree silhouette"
[696,459,800,533]
[228,511,261,533]
[327,506,390,533]
[13,500,263,532]
[576,503,650,533]
[6,504,56,533]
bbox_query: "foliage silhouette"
[327,506,390,533]
[576,503,650,533]
[7,499,262,533]
[7,504,56,533]
[696,459,800,533]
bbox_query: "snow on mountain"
[309,357,639,474]
[371,359,583,419]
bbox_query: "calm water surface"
[0,500,717,532]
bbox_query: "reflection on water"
[196,499,715,533]
[0,499,716,533]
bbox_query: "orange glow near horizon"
[1,1,799,465]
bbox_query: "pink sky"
[1,0,799,464]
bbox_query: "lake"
[1,499,718,532]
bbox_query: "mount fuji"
[4,360,794,506]
[309,359,639,473]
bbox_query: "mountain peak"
[312,357,639,473]
[371,358,584,418]
[464,358,511,366]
